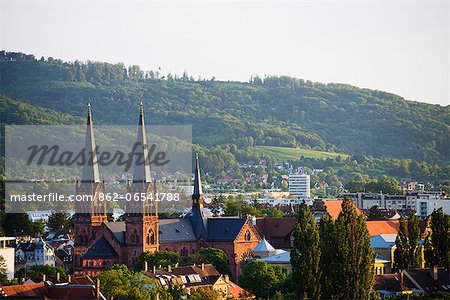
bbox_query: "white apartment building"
[289,174,310,198]
[0,237,16,280]
[344,191,448,217]
[15,238,55,268]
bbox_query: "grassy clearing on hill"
[255,145,349,161]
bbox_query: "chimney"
[42,274,46,282]
[168,265,172,272]
[56,272,60,282]
[175,262,179,268]
[201,263,205,270]
[399,272,404,285]
[96,278,101,300]
[224,275,229,283]
[152,265,156,274]
[68,275,71,283]
[143,261,148,272]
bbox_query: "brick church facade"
[73,104,260,278]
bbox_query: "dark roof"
[374,274,414,294]
[256,218,296,238]
[404,268,450,293]
[83,237,118,259]
[185,206,207,240]
[105,222,126,245]
[159,218,197,243]
[17,242,36,252]
[206,218,247,241]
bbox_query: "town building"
[73,104,261,278]
[288,173,310,198]
[15,238,55,268]
[143,263,254,299]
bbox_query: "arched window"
[146,229,155,245]
[244,230,251,241]
[180,247,189,257]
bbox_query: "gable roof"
[255,218,296,238]
[159,218,197,243]
[206,218,247,242]
[366,220,400,236]
[404,268,450,293]
[374,274,414,295]
[323,200,343,220]
[260,250,290,264]
[105,222,126,245]
[83,237,118,259]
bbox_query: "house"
[403,267,450,294]
[143,263,254,299]
[374,273,414,298]
[371,234,397,272]
[73,104,260,278]
[15,238,55,268]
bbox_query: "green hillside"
[0,51,449,165]
[255,146,349,160]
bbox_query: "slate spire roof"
[81,103,100,183]
[132,101,151,183]
[192,153,203,202]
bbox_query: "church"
[73,104,261,278]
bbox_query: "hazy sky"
[1,0,448,105]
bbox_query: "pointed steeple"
[132,102,151,183]
[81,103,100,183]
[192,153,203,204]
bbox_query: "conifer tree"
[394,213,422,270]
[426,208,450,268]
[291,203,321,299]
[323,197,374,300]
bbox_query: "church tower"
[73,104,107,272]
[125,102,159,267]
[188,153,207,240]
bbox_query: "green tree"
[394,213,422,270]
[367,205,385,220]
[48,212,71,230]
[425,208,450,268]
[320,197,374,300]
[238,260,278,299]
[188,287,220,300]
[189,248,232,277]
[291,203,321,299]
[0,255,9,284]
[16,265,66,282]
[137,250,179,271]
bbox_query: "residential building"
[26,210,53,223]
[143,263,254,299]
[16,238,55,268]
[288,174,310,198]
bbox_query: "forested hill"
[1,51,449,164]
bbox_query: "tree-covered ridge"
[0,95,82,125]
[1,50,449,163]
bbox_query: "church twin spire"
[81,103,100,183]
[132,101,152,183]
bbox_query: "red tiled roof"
[323,200,343,220]
[71,275,94,285]
[366,220,400,236]
[0,282,48,297]
[227,281,255,299]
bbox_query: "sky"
[1,0,449,105]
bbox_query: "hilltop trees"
[291,203,321,299]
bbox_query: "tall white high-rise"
[289,174,310,198]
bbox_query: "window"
[146,229,155,245]
[131,229,139,245]
[244,230,251,241]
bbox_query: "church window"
[244,230,251,241]
[146,229,155,245]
